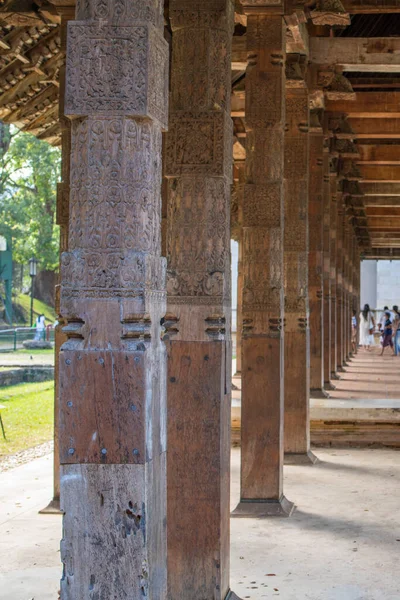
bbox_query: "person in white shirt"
[359,304,375,351]
[34,313,46,340]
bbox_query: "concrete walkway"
[1,448,400,599]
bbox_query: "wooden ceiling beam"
[367,206,400,216]
[364,197,400,207]
[342,1,400,12]
[362,182,400,196]
[310,37,400,73]
[368,217,400,228]
[349,118,400,139]
[357,145,400,165]
[360,164,400,181]
[326,93,400,118]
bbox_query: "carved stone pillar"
[165,2,237,598]
[336,198,345,372]
[308,111,324,397]
[40,6,73,515]
[234,11,294,517]
[59,2,169,597]
[329,172,338,381]
[344,220,351,361]
[232,165,245,377]
[236,235,244,375]
[323,145,332,388]
[283,63,316,464]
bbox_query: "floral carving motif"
[66,23,168,128]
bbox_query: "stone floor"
[329,346,400,400]
[1,447,400,600]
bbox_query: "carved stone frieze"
[166,177,230,300]
[169,0,235,29]
[65,23,168,127]
[60,1,168,598]
[76,0,165,27]
[165,111,232,180]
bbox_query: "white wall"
[231,240,238,332]
[376,260,400,309]
[361,260,377,309]
[361,260,400,310]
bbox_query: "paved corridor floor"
[1,447,400,599]
[329,347,400,400]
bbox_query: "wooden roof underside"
[2,0,400,258]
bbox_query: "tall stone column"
[40,6,73,515]
[234,10,294,517]
[59,2,169,597]
[344,220,351,361]
[323,146,332,388]
[329,172,338,380]
[309,111,324,397]
[336,198,345,372]
[232,166,245,377]
[283,62,316,464]
[165,3,238,598]
[236,235,244,375]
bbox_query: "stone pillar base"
[232,496,295,518]
[337,366,346,373]
[310,388,330,399]
[331,372,341,380]
[39,498,62,515]
[324,382,336,390]
[226,591,244,600]
[285,451,319,465]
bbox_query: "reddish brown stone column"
[344,219,351,364]
[336,200,345,372]
[59,1,169,597]
[232,167,245,377]
[329,173,338,381]
[323,147,333,388]
[234,11,294,517]
[309,111,325,398]
[236,235,244,375]
[40,7,73,515]
[165,2,239,598]
[283,66,316,464]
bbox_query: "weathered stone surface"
[239,14,288,507]
[284,82,311,457]
[309,114,324,393]
[59,1,168,598]
[165,1,234,598]
[22,339,53,349]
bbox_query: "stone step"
[231,397,400,447]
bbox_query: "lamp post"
[29,257,38,327]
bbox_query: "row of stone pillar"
[54,2,362,598]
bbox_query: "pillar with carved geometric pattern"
[283,59,317,464]
[59,2,169,597]
[309,110,325,398]
[165,2,239,598]
[233,6,294,517]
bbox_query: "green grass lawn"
[15,293,57,324]
[0,380,54,458]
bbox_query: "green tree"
[0,121,61,271]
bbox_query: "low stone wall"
[0,367,54,387]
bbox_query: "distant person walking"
[34,313,46,341]
[359,304,375,351]
[380,310,395,356]
[379,306,390,332]
[392,305,400,355]
[351,309,357,354]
